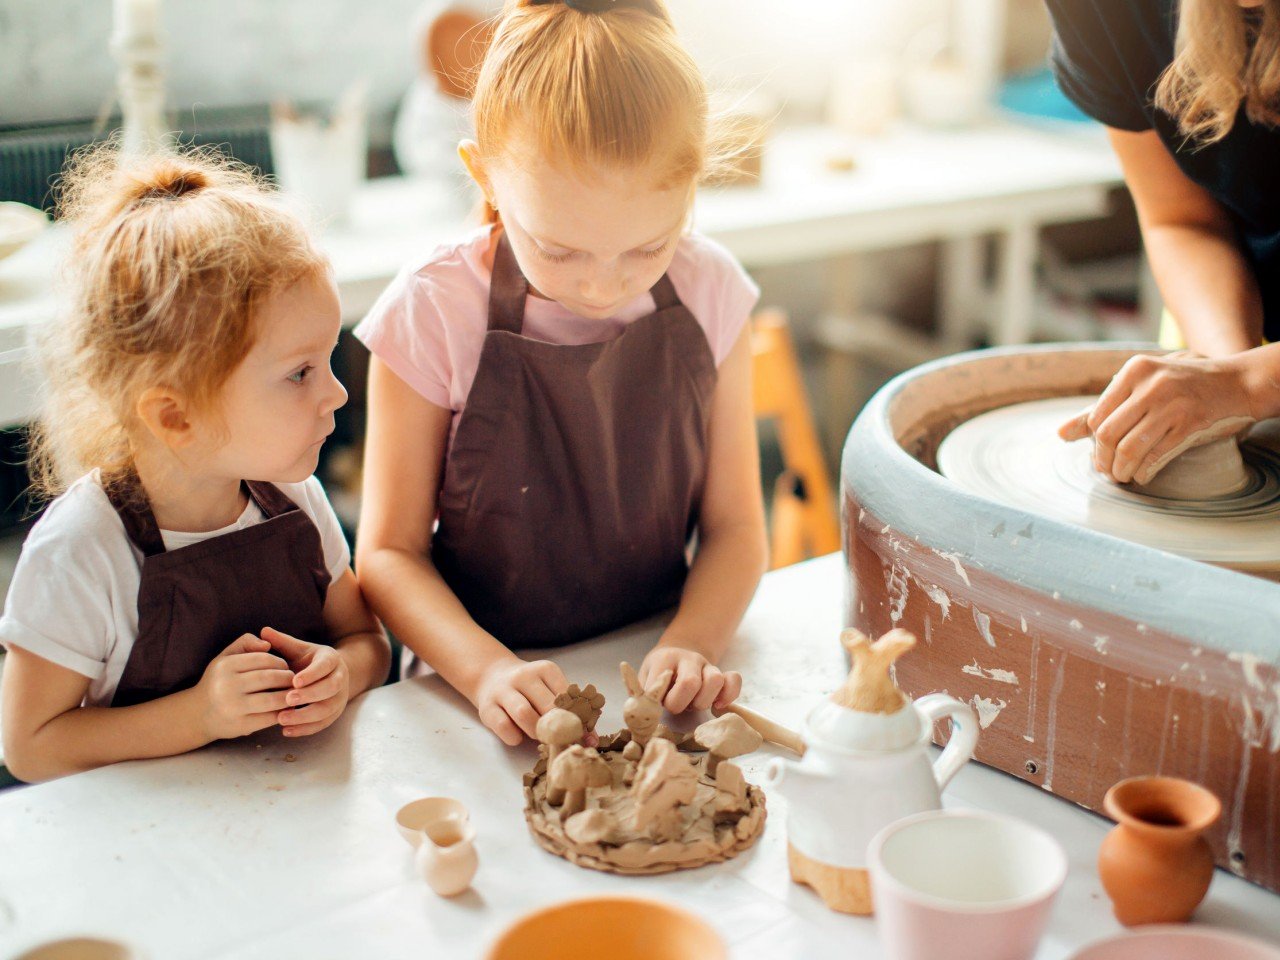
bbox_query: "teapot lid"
[806,697,923,751]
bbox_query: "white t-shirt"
[0,471,351,707]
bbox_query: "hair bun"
[131,159,212,203]
[529,0,660,14]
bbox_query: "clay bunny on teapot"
[763,627,979,915]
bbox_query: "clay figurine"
[523,663,767,875]
[620,663,673,762]
[555,683,607,734]
[765,628,979,915]
[536,707,584,771]
[549,745,612,820]
[630,738,699,841]
[695,712,764,777]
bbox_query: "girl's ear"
[457,139,494,206]
[136,387,195,449]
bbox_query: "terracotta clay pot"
[1098,776,1222,926]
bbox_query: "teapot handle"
[915,693,979,793]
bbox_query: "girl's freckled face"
[485,135,694,320]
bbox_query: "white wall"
[1,1,944,127]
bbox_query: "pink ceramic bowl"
[868,810,1068,960]
[1069,927,1280,960]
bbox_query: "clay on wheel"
[937,397,1280,575]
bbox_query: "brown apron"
[432,231,718,648]
[105,475,332,708]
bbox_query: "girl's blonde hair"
[29,142,328,498]
[1155,0,1280,145]
[471,0,725,222]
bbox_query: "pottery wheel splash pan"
[840,344,1280,894]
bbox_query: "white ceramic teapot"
[763,627,979,915]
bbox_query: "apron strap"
[103,472,167,558]
[649,273,682,312]
[245,481,301,519]
[487,230,529,335]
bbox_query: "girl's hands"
[196,634,295,741]
[1059,351,1257,486]
[474,656,569,746]
[262,627,351,738]
[639,645,741,714]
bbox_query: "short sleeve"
[290,476,352,584]
[673,234,760,367]
[0,498,122,679]
[715,249,761,364]
[353,266,455,408]
[1045,0,1157,132]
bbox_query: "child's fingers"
[691,667,726,712]
[712,671,743,711]
[278,696,340,727]
[501,691,541,740]
[285,670,342,707]
[240,668,297,694]
[231,652,291,673]
[244,689,294,714]
[535,661,569,697]
[240,710,283,736]
[292,653,337,689]
[524,679,558,716]
[663,662,702,714]
[480,703,524,746]
[260,627,312,660]
[221,634,271,658]
[281,716,337,738]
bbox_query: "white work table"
[0,120,1124,428]
[1,554,1276,959]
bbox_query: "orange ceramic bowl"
[14,940,140,960]
[485,896,726,960]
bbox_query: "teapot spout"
[763,757,826,804]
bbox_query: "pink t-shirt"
[354,225,759,436]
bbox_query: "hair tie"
[532,0,630,14]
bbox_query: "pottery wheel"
[937,396,1280,573]
[523,733,767,876]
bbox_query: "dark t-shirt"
[1046,0,1280,341]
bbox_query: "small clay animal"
[554,683,607,734]
[834,627,916,714]
[619,663,673,762]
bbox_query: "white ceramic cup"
[868,810,1068,960]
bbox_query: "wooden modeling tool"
[715,703,806,756]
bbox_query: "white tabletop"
[1,554,1276,959]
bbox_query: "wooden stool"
[751,310,841,568]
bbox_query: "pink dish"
[1069,927,1280,960]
